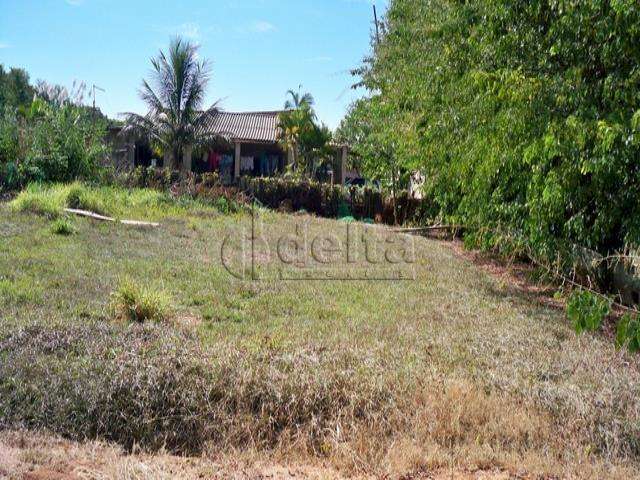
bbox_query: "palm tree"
[278,88,317,174]
[123,37,222,171]
[284,87,315,112]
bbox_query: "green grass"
[50,217,75,236]
[110,277,171,323]
[1,184,639,478]
[10,181,225,221]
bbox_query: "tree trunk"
[182,145,193,174]
[390,161,398,226]
[173,147,182,171]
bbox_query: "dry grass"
[2,186,640,478]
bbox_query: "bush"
[567,290,611,334]
[616,313,640,353]
[0,91,107,191]
[110,278,170,323]
[19,99,107,184]
[50,218,75,236]
[240,176,432,225]
[239,176,345,217]
[0,108,21,192]
[123,166,176,191]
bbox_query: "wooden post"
[341,146,348,185]
[234,142,241,180]
[373,5,381,46]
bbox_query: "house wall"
[104,128,135,172]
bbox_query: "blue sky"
[0,0,387,129]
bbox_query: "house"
[108,110,349,184]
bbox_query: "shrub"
[50,218,75,236]
[110,278,170,323]
[214,196,231,214]
[616,313,640,353]
[19,98,106,184]
[124,166,176,191]
[239,177,431,224]
[0,108,21,192]
[567,290,611,334]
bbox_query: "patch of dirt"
[21,469,79,480]
[0,431,518,480]
[397,471,512,480]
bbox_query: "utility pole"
[373,4,381,46]
[91,84,105,125]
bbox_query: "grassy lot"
[1,184,640,478]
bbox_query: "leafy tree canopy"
[278,88,332,178]
[0,65,35,111]
[342,0,640,271]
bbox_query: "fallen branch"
[64,208,160,227]
[391,225,463,233]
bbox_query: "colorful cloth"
[208,151,221,171]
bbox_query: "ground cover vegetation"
[2,185,640,477]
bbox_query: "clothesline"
[200,150,281,178]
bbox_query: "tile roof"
[205,111,283,144]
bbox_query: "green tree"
[278,88,332,177]
[123,37,222,170]
[1,72,108,189]
[283,88,314,111]
[18,97,107,183]
[344,0,640,275]
[0,65,35,111]
[337,96,404,222]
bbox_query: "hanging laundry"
[208,151,221,172]
[240,156,254,172]
[259,153,269,176]
[219,154,234,182]
[268,155,279,175]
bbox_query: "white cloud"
[0,43,9,49]
[248,20,276,33]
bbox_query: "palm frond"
[124,36,222,167]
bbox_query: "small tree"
[277,88,331,177]
[336,96,402,223]
[123,37,222,171]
